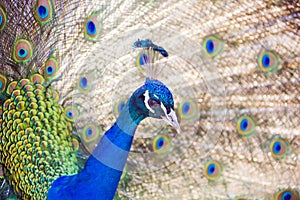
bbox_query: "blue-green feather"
[48,78,176,199]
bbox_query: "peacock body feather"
[0,0,300,199]
[0,74,79,199]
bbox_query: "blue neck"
[48,103,145,200]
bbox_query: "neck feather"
[48,97,146,199]
[91,102,144,170]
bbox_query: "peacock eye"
[148,98,160,108]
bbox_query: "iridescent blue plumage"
[86,21,96,35]
[38,5,48,19]
[207,163,215,175]
[48,78,179,199]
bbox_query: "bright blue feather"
[48,79,176,199]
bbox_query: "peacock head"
[129,77,180,132]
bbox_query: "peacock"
[0,0,300,199]
[0,1,180,199]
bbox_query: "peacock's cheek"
[151,107,164,118]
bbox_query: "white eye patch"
[144,90,155,113]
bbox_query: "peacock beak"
[161,109,181,133]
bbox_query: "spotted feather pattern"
[0,0,299,199]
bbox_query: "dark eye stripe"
[166,107,171,114]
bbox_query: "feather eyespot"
[236,116,256,136]
[204,160,222,181]
[113,98,127,117]
[269,137,289,159]
[84,14,101,41]
[136,53,149,70]
[202,35,223,58]
[136,51,155,73]
[152,135,171,154]
[82,124,101,144]
[77,72,94,93]
[80,77,88,88]
[87,21,96,35]
[44,57,58,80]
[257,50,281,74]
[178,99,198,121]
[140,53,148,65]
[80,123,103,154]
[0,5,7,31]
[64,106,79,122]
[0,74,7,92]
[34,0,54,25]
[12,39,33,63]
[38,5,48,19]
[274,189,299,200]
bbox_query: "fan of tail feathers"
[0,0,299,199]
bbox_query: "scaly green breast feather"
[0,75,78,199]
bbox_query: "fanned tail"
[0,0,299,199]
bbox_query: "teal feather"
[0,0,300,200]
